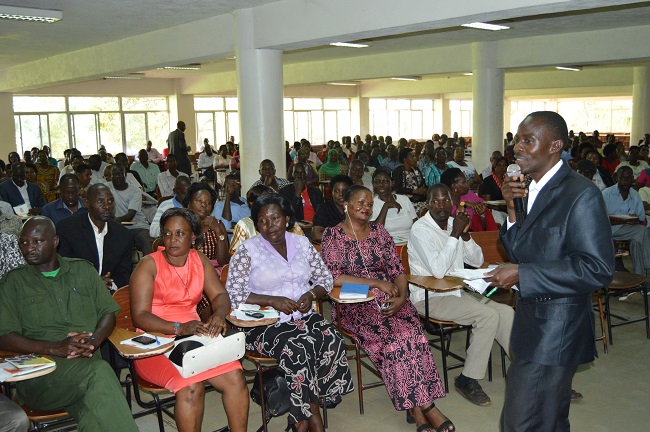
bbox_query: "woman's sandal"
[419,402,455,432]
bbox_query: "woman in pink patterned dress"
[321,185,454,432]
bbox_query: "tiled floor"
[131,291,650,432]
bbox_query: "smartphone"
[380,302,391,311]
[244,311,264,319]
[132,335,156,345]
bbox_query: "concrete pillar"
[503,99,512,139]
[471,42,504,170]
[236,8,285,191]
[632,66,650,143]
[0,93,16,158]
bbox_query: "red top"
[301,188,315,221]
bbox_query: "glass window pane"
[194,97,223,111]
[72,114,99,155]
[48,114,69,159]
[99,113,123,155]
[460,100,473,111]
[311,111,324,145]
[461,111,472,136]
[14,96,66,112]
[411,111,423,138]
[388,111,399,137]
[69,97,119,112]
[411,100,432,110]
[225,97,238,111]
[373,111,388,137]
[422,109,434,140]
[399,110,412,139]
[369,99,386,110]
[324,111,338,142]
[14,116,21,154]
[294,112,310,142]
[18,115,43,153]
[293,98,322,110]
[284,111,295,143]
[284,98,293,110]
[196,113,214,148]
[387,99,410,110]
[122,97,167,111]
[451,111,461,135]
[124,113,147,155]
[226,112,239,143]
[337,111,351,139]
[147,111,170,150]
[215,112,226,144]
[449,100,460,111]
[323,99,349,110]
[39,115,50,148]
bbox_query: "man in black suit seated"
[56,183,134,290]
[0,162,45,215]
[280,162,324,222]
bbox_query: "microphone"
[506,163,526,228]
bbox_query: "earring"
[286,223,289,227]
[344,205,348,212]
[191,241,195,247]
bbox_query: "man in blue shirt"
[602,165,650,282]
[213,174,250,230]
[41,174,87,224]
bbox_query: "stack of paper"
[447,266,498,295]
[233,307,280,321]
[0,359,55,382]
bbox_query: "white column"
[236,8,285,191]
[632,66,650,143]
[0,93,16,157]
[471,42,504,171]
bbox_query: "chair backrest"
[152,237,161,252]
[220,263,229,285]
[113,286,136,331]
[470,231,509,265]
[399,243,411,275]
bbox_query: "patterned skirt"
[245,313,353,424]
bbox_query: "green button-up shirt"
[0,256,120,345]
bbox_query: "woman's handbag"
[250,369,291,417]
[165,329,245,378]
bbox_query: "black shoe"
[570,389,583,402]
[454,376,491,406]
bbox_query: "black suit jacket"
[0,180,45,210]
[500,163,614,366]
[56,213,134,288]
[279,184,324,221]
[167,129,191,175]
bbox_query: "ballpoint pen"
[485,287,498,298]
[155,336,160,345]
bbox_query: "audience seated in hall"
[616,145,648,180]
[157,153,188,198]
[280,163,324,223]
[441,167,498,231]
[150,175,191,238]
[312,174,353,243]
[251,159,290,192]
[146,140,163,163]
[57,183,134,290]
[213,174,250,229]
[584,150,615,191]
[108,164,154,255]
[0,217,139,432]
[75,163,93,198]
[371,167,417,241]
[602,165,650,293]
[408,183,513,407]
[0,162,46,216]
[393,147,427,209]
[42,174,87,224]
[130,149,161,197]
[348,156,374,190]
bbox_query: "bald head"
[87,183,111,202]
[19,216,59,269]
[21,216,56,239]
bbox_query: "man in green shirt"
[0,217,138,432]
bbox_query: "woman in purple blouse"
[226,193,352,432]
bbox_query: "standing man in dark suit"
[56,183,134,290]
[486,111,614,432]
[0,162,45,215]
[167,120,192,176]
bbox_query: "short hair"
[427,183,452,203]
[617,165,633,176]
[343,184,371,202]
[629,145,640,154]
[524,111,568,145]
[183,182,218,212]
[250,193,295,231]
[246,185,273,205]
[87,183,111,201]
[24,162,37,174]
[59,173,80,186]
[440,167,463,188]
[259,159,275,169]
[174,175,192,188]
[398,147,413,163]
[166,153,177,161]
[159,207,203,247]
[576,159,597,173]
[372,166,393,181]
[329,174,353,190]
[494,156,508,166]
[224,173,239,183]
[584,150,602,164]
[75,163,91,174]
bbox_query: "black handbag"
[250,369,291,417]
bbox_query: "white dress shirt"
[12,180,31,209]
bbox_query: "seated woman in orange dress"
[130,207,248,432]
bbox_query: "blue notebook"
[339,283,370,300]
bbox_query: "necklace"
[164,252,190,299]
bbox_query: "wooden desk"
[407,275,464,293]
[328,287,376,333]
[609,214,640,225]
[108,328,174,359]
[485,200,507,212]
[227,310,278,328]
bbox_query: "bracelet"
[173,321,181,335]
[309,289,317,301]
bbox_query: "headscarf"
[318,149,341,179]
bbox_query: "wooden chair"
[600,271,650,345]
[112,286,176,432]
[151,237,161,252]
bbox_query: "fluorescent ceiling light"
[391,76,422,81]
[463,72,474,76]
[462,22,509,31]
[330,42,371,48]
[0,5,62,23]
[555,66,582,72]
[327,82,360,86]
[159,64,201,71]
[103,74,144,80]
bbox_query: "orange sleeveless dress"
[134,248,241,393]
